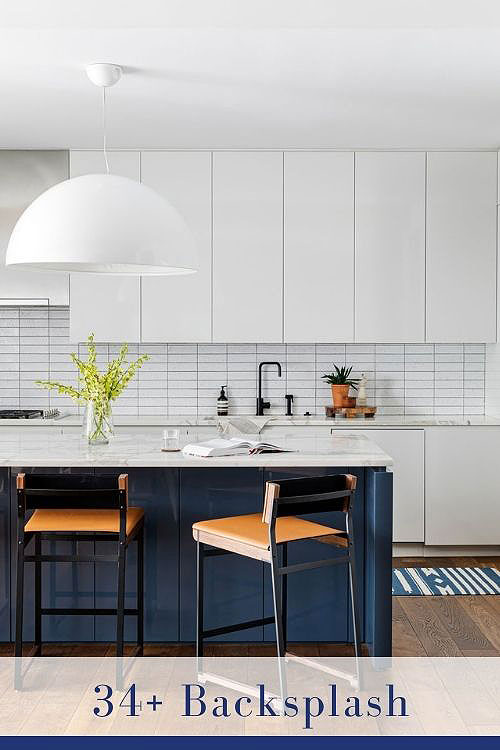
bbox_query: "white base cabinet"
[358,429,424,543]
[425,427,500,545]
[263,424,425,543]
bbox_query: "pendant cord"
[102,86,110,174]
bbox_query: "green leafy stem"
[35,333,150,440]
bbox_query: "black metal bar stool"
[192,473,360,697]
[15,472,145,658]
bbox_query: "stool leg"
[281,543,287,651]
[196,540,204,674]
[346,510,361,660]
[116,543,127,658]
[137,527,144,655]
[270,546,287,709]
[14,535,25,658]
[34,534,42,656]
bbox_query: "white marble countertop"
[1,414,499,428]
[0,430,392,468]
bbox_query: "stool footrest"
[24,555,119,563]
[40,608,139,616]
[279,554,349,576]
[203,616,275,638]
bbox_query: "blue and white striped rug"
[392,567,500,596]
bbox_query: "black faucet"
[256,361,282,415]
[285,394,294,416]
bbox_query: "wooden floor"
[391,555,500,657]
[1,557,498,658]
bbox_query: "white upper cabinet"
[284,152,354,342]
[69,151,140,180]
[140,152,212,342]
[212,152,283,342]
[68,151,141,342]
[355,152,426,342]
[426,152,497,343]
[0,151,69,304]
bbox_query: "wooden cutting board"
[325,405,377,419]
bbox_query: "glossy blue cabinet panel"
[0,470,10,641]
[94,468,179,642]
[180,468,264,642]
[10,467,94,642]
[263,467,354,643]
[346,467,365,643]
[364,468,393,657]
[4,465,392,653]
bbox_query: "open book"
[182,437,287,458]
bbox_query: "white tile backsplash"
[0,306,487,417]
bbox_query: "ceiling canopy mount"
[86,63,122,88]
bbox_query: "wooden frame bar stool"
[192,473,360,698]
[15,472,145,658]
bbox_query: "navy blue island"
[0,429,393,656]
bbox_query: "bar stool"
[192,473,360,696]
[15,472,144,658]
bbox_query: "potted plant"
[322,365,359,408]
[35,333,149,444]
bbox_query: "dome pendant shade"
[5,173,198,275]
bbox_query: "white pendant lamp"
[5,63,198,275]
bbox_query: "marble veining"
[0,430,393,468]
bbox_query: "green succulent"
[321,364,359,390]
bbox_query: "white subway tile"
[0,306,488,417]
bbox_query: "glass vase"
[83,400,113,445]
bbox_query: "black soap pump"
[217,385,229,416]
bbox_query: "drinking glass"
[162,428,180,452]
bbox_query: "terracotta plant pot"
[331,384,350,408]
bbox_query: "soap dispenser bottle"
[217,385,229,416]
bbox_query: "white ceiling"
[3,1,500,149]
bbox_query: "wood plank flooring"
[1,557,498,658]
[392,555,500,657]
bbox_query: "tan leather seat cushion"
[192,513,343,550]
[25,507,144,535]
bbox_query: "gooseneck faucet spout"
[256,361,282,416]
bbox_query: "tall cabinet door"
[0,151,69,304]
[141,152,212,342]
[68,151,142,343]
[284,152,354,342]
[355,152,426,342]
[426,152,497,343]
[212,152,283,342]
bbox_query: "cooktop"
[0,409,44,419]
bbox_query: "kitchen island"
[0,430,393,656]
